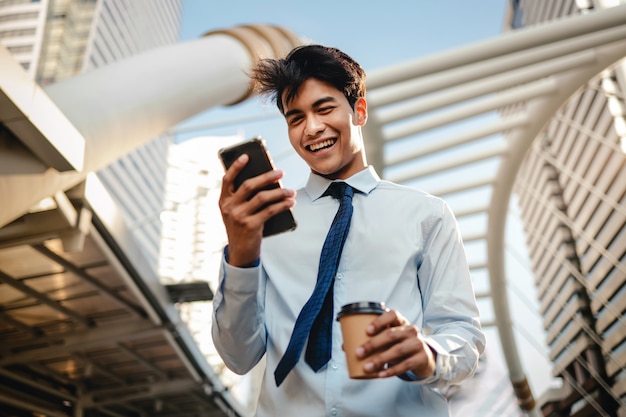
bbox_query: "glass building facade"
[0,0,183,270]
[510,1,626,416]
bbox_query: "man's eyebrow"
[312,96,337,107]
[284,108,302,119]
[284,96,338,119]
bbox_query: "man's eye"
[288,115,303,125]
[319,106,333,114]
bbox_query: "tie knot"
[325,182,354,200]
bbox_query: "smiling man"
[212,44,486,417]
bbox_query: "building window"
[7,44,33,53]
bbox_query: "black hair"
[250,44,366,114]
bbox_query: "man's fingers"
[237,169,281,197]
[222,154,249,191]
[361,334,431,377]
[366,310,405,336]
[249,187,296,210]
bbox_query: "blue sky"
[179,1,510,71]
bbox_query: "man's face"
[282,78,367,180]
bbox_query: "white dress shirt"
[212,166,486,417]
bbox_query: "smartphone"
[218,137,297,237]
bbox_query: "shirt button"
[332,362,338,370]
[336,273,343,280]
[330,407,337,415]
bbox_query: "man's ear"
[355,97,368,126]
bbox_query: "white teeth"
[310,140,334,151]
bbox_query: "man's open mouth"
[307,139,336,152]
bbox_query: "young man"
[213,44,485,416]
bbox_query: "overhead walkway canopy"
[1,4,625,416]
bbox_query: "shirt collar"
[304,166,380,201]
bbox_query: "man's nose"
[304,115,324,137]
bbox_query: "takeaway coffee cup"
[337,301,387,379]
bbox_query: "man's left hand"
[355,309,437,379]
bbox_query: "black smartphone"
[218,137,297,237]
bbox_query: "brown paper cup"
[337,302,386,379]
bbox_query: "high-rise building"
[0,0,183,270]
[0,0,181,84]
[159,135,243,285]
[159,133,269,414]
[508,1,626,416]
[0,0,47,77]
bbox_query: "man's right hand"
[219,153,296,267]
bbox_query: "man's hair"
[249,44,366,114]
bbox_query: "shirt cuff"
[397,341,439,384]
[397,368,438,384]
[223,245,260,267]
[221,246,261,293]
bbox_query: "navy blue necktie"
[274,182,354,386]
